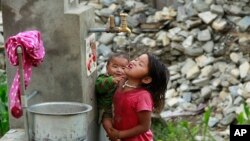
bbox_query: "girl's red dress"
[113,88,154,141]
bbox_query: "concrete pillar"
[2,0,98,140]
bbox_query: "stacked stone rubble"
[91,0,250,137]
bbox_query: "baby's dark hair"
[142,53,169,113]
[107,52,129,65]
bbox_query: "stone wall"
[90,0,250,139]
[0,0,249,140]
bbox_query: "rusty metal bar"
[17,46,30,141]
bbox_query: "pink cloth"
[113,88,154,141]
[5,30,45,118]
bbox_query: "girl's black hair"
[142,53,170,113]
[107,52,129,65]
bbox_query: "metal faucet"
[89,13,131,35]
[118,13,131,35]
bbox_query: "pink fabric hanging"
[5,30,45,118]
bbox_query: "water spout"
[88,13,131,35]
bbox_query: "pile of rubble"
[90,0,250,139]
[0,0,249,140]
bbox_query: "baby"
[95,52,129,139]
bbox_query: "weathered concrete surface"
[0,129,25,141]
[2,0,98,140]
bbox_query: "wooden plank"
[140,22,162,29]
[140,21,170,32]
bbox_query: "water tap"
[118,13,131,35]
[88,13,131,35]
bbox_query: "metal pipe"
[88,28,107,33]
[17,46,30,141]
[109,15,115,29]
[17,47,25,100]
[27,90,39,101]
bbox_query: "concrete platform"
[0,129,26,141]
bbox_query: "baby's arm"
[95,75,115,94]
[112,76,125,84]
[109,111,151,140]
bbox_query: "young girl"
[107,53,169,141]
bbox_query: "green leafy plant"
[0,72,9,137]
[151,107,215,141]
[202,107,211,140]
[236,103,250,124]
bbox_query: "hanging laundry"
[5,30,45,118]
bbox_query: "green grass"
[0,72,9,137]
[151,107,216,141]
[236,103,250,124]
[151,97,250,141]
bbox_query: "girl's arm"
[109,110,151,140]
[103,118,121,141]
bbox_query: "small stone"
[228,5,242,15]
[177,6,188,21]
[200,65,214,78]
[202,41,214,53]
[230,52,240,63]
[182,92,192,102]
[185,19,202,29]
[170,73,181,81]
[246,99,250,106]
[198,11,218,24]
[156,31,170,46]
[113,36,127,47]
[165,89,178,98]
[195,55,214,67]
[239,61,250,78]
[237,16,250,31]
[98,33,115,44]
[182,35,194,48]
[181,58,196,74]
[141,37,156,47]
[245,82,250,93]
[192,0,210,12]
[220,113,236,126]
[184,47,204,57]
[97,44,112,58]
[208,117,219,127]
[179,83,190,92]
[192,77,209,86]
[181,102,197,111]
[234,96,244,105]
[212,78,221,88]
[202,86,212,97]
[230,69,240,78]
[212,18,227,31]
[197,29,211,41]
[210,4,224,15]
[187,66,201,80]
[238,36,250,46]
[166,98,181,107]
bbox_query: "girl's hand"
[106,134,120,141]
[107,128,120,141]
